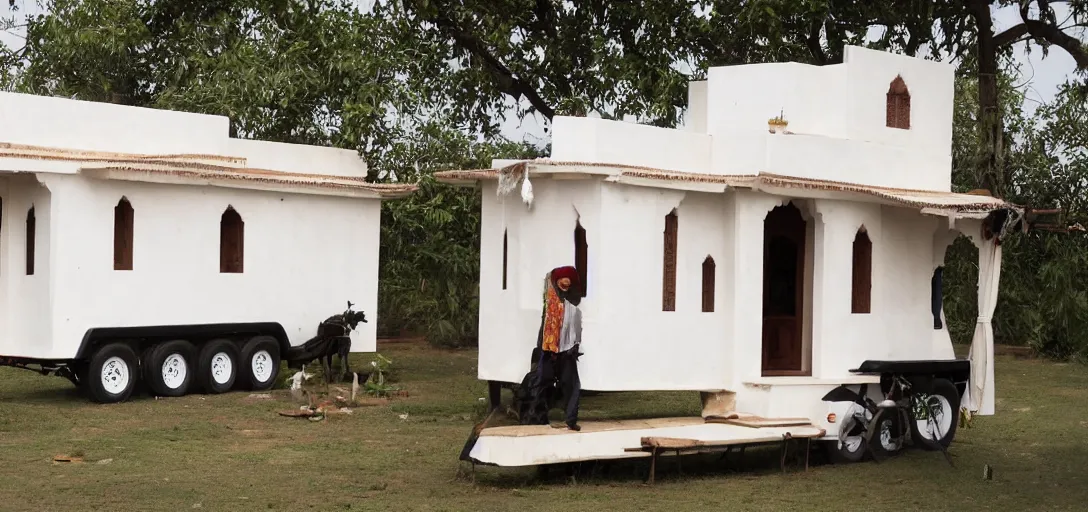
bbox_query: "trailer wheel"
[196,339,239,394]
[85,343,139,403]
[239,336,280,391]
[828,403,868,463]
[869,408,905,457]
[144,340,195,397]
[909,377,960,450]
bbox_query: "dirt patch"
[994,345,1037,359]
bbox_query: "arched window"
[702,256,716,313]
[851,227,872,314]
[574,220,588,298]
[25,206,35,276]
[931,266,944,329]
[114,197,134,270]
[502,229,508,290]
[662,210,678,311]
[220,206,244,273]
[886,75,911,129]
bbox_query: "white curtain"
[966,238,1001,415]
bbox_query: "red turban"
[551,266,579,288]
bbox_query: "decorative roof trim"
[82,164,415,199]
[434,160,1014,213]
[0,141,416,199]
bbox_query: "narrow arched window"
[851,228,872,314]
[663,210,678,311]
[702,256,716,312]
[114,197,134,270]
[931,266,944,329]
[25,206,35,275]
[574,220,588,298]
[220,206,244,273]
[502,229,508,290]
[886,75,911,129]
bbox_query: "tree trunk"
[970,0,1005,197]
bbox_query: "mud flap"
[822,384,864,403]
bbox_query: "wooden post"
[804,438,811,471]
[649,447,658,484]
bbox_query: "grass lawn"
[0,341,1086,511]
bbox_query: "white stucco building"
[0,91,414,403]
[441,46,1020,465]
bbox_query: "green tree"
[375,121,543,346]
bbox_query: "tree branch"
[806,21,828,64]
[994,23,1029,47]
[425,4,556,120]
[1019,2,1088,69]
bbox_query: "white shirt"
[558,300,582,353]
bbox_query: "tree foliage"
[375,121,542,346]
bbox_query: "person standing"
[530,266,583,431]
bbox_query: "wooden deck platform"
[465,415,828,469]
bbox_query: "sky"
[1,1,1081,147]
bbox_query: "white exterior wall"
[477,178,601,383]
[2,174,381,360]
[590,183,732,391]
[704,62,850,140]
[225,138,368,178]
[841,46,955,156]
[478,178,736,390]
[806,201,950,378]
[552,45,954,192]
[478,181,962,395]
[0,91,368,178]
[732,196,956,423]
[0,175,54,357]
[550,117,711,174]
[0,92,230,155]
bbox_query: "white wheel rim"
[843,434,863,452]
[161,353,188,389]
[210,352,233,385]
[915,394,953,441]
[100,356,130,395]
[251,350,273,382]
[839,403,866,453]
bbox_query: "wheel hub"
[161,354,187,389]
[100,356,130,395]
[211,352,233,385]
[251,350,273,382]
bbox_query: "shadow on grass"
[467,442,840,488]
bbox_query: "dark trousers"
[533,348,581,426]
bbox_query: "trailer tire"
[84,343,139,404]
[196,339,239,394]
[828,434,867,463]
[240,336,280,391]
[144,340,195,397]
[869,408,905,458]
[909,377,960,450]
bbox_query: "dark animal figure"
[285,302,368,383]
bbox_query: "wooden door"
[762,203,807,375]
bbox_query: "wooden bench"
[624,428,826,484]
